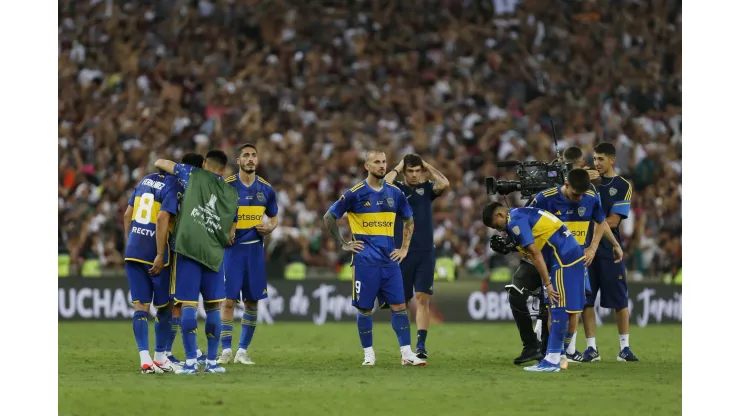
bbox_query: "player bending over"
[483,203,585,372]
[324,150,426,367]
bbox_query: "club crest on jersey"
[578,207,586,217]
[256,192,265,202]
[416,188,425,196]
[512,226,520,235]
[609,187,618,196]
[386,198,394,208]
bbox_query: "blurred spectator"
[58,0,681,281]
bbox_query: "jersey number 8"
[134,193,155,225]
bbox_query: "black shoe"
[416,348,429,359]
[514,346,543,365]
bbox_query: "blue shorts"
[125,261,170,308]
[223,241,267,303]
[587,256,628,309]
[352,265,405,310]
[400,250,436,301]
[172,253,225,304]
[585,268,592,295]
[550,260,586,313]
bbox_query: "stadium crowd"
[58,0,681,281]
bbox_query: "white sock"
[186,358,197,366]
[400,345,413,355]
[534,320,542,342]
[237,348,247,354]
[140,350,153,366]
[619,334,629,350]
[165,351,171,356]
[545,353,560,365]
[567,331,578,354]
[363,347,375,355]
[586,337,597,350]
[196,349,203,357]
[208,359,218,366]
[153,351,167,363]
[222,348,232,354]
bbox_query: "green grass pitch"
[59,322,681,415]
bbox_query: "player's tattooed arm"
[154,159,177,174]
[422,160,450,194]
[401,217,414,250]
[323,211,364,253]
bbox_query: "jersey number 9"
[134,193,156,225]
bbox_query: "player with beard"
[324,150,425,366]
[217,143,279,365]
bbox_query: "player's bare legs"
[132,302,162,374]
[414,292,431,357]
[218,299,237,364]
[235,300,258,364]
[390,303,427,366]
[581,306,601,362]
[615,307,638,361]
[203,302,226,373]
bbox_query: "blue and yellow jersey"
[597,176,632,257]
[506,207,584,268]
[224,174,278,244]
[125,173,182,266]
[329,180,413,267]
[392,180,441,251]
[530,186,606,247]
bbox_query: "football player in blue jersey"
[483,202,585,372]
[530,168,623,367]
[217,143,279,365]
[324,149,426,367]
[384,154,449,359]
[582,142,639,362]
[123,170,182,374]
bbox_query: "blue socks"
[238,307,257,350]
[416,329,428,351]
[391,309,412,347]
[205,309,221,361]
[167,316,180,353]
[133,310,149,352]
[154,310,171,355]
[181,305,198,360]
[221,318,234,350]
[357,310,373,348]
[546,309,568,364]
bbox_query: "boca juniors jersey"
[224,174,278,244]
[506,207,584,267]
[125,173,182,265]
[530,186,605,248]
[329,180,413,267]
[392,180,440,252]
[597,175,632,258]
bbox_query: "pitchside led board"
[58,278,682,327]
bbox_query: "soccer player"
[530,168,623,366]
[323,149,426,367]
[482,202,585,372]
[123,170,182,374]
[384,154,449,359]
[217,143,279,365]
[159,153,206,367]
[155,150,235,375]
[582,142,639,362]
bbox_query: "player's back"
[125,173,181,265]
[509,206,582,264]
[329,181,407,267]
[531,187,603,248]
[225,174,278,245]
